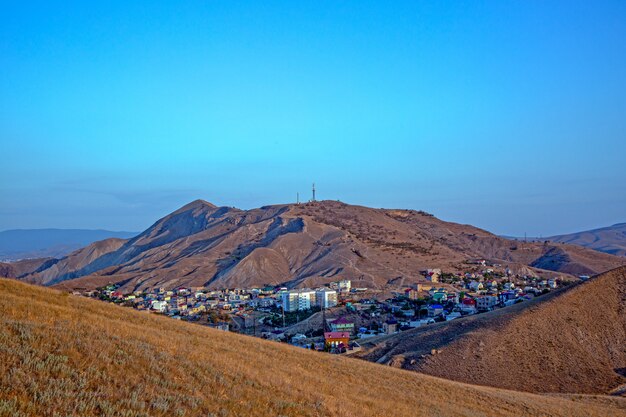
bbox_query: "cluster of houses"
[293,274,561,350]
[289,316,360,354]
[280,287,338,311]
[81,270,563,354]
[304,273,562,346]
[85,280,353,330]
[92,285,262,330]
[352,273,562,338]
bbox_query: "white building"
[337,280,351,292]
[281,289,316,312]
[151,300,168,312]
[425,268,442,283]
[291,333,307,343]
[255,297,276,308]
[476,295,498,311]
[468,280,484,292]
[315,288,338,309]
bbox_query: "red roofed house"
[462,298,476,307]
[460,297,477,314]
[324,331,350,350]
[329,316,354,333]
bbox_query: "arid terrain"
[8,199,625,292]
[0,229,137,261]
[1,278,625,417]
[0,258,54,279]
[356,266,626,395]
[545,223,626,257]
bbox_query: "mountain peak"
[17,199,626,292]
[174,199,217,213]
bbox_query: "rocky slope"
[0,228,137,260]
[546,223,626,257]
[12,199,625,292]
[356,266,626,395]
[0,258,51,278]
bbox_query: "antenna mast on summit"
[312,183,316,202]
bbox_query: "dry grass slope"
[1,279,625,417]
[357,266,626,395]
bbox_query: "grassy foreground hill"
[356,266,626,395]
[1,279,625,417]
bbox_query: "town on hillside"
[72,263,570,354]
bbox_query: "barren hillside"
[0,229,137,261]
[0,258,51,278]
[1,278,625,417]
[546,223,626,257]
[357,266,626,395]
[12,199,624,292]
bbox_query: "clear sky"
[1,1,625,236]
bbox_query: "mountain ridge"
[9,200,625,291]
[546,223,626,257]
[505,222,626,257]
[0,228,137,261]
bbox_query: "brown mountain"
[545,223,626,257]
[0,228,137,261]
[3,278,625,417]
[0,258,52,278]
[356,266,626,395]
[13,199,625,292]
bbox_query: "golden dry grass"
[358,266,626,395]
[1,278,625,417]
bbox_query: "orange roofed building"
[324,331,350,349]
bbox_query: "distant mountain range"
[546,223,626,257]
[0,229,137,261]
[506,223,626,257]
[5,199,624,292]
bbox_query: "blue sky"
[1,1,625,236]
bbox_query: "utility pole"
[312,183,316,202]
[252,309,256,337]
[321,295,326,332]
[282,301,285,328]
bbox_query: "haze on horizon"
[1,1,625,237]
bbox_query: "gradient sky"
[1,1,625,236]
